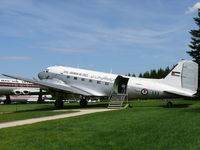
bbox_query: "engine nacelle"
[22,90,30,95]
[13,90,22,95]
[13,89,30,95]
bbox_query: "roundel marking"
[141,88,148,95]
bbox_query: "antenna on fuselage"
[110,68,112,74]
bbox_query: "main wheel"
[4,95,11,104]
[4,99,11,104]
[166,101,173,108]
[54,100,64,108]
[80,99,88,107]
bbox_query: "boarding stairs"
[108,93,128,109]
[108,75,129,109]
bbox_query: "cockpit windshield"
[45,69,49,73]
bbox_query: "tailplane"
[163,60,198,93]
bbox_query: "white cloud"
[0,56,31,60]
[185,2,200,14]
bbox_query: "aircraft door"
[113,75,129,94]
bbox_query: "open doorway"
[113,75,129,94]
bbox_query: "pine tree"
[132,73,136,77]
[143,71,150,78]
[139,73,143,78]
[187,9,200,88]
[157,68,164,79]
[150,69,157,78]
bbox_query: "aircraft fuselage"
[38,66,177,99]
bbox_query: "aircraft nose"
[38,71,45,80]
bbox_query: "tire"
[4,100,11,104]
[54,100,64,108]
[80,99,88,107]
[166,101,173,108]
[4,95,11,104]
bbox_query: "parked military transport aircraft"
[0,78,45,104]
[1,60,198,107]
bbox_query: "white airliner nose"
[38,71,45,80]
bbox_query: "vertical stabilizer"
[163,60,198,92]
[182,61,198,91]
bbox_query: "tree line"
[126,66,171,79]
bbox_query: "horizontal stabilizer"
[164,90,196,97]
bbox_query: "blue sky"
[0,0,200,78]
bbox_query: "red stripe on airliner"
[0,83,40,87]
[10,96,38,98]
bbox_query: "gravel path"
[0,109,114,129]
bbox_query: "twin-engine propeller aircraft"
[1,60,198,108]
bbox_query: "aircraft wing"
[164,90,196,97]
[1,74,93,96]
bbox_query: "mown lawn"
[0,102,107,123]
[0,102,108,113]
[1,100,200,150]
[0,103,55,113]
[0,110,77,123]
[0,103,79,123]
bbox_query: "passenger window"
[89,79,92,83]
[105,82,109,85]
[74,77,77,80]
[81,78,85,81]
[67,76,70,79]
[97,81,101,84]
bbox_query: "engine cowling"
[13,90,22,95]
[13,89,30,95]
[22,90,30,95]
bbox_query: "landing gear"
[166,101,173,108]
[80,98,88,107]
[52,93,67,108]
[4,95,11,104]
[37,90,44,104]
[54,100,64,108]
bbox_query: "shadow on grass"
[14,107,57,113]
[132,103,192,108]
[162,103,191,108]
[185,107,200,113]
[64,103,108,109]
[132,105,164,108]
[13,103,108,113]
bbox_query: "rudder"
[163,60,198,92]
[181,61,198,91]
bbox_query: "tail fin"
[163,60,198,92]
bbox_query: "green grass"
[0,102,107,123]
[0,110,77,123]
[0,102,108,113]
[1,100,200,150]
[0,103,56,113]
[0,103,79,123]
